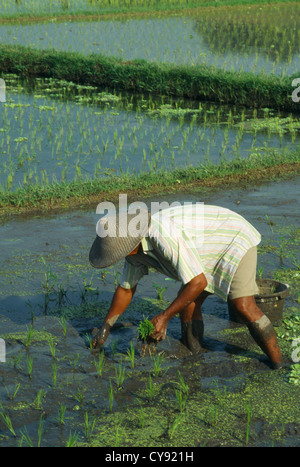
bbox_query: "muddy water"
[0,175,300,446]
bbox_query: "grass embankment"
[0,45,298,112]
[0,0,299,22]
[1,149,299,216]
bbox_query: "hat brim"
[89,208,150,268]
[89,234,142,269]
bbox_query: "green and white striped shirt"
[120,204,261,301]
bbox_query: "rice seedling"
[19,427,33,447]
[115,362,126,389]
[25,324,34,349]
[56,283,68,307]
[265,214,275,233]
[74,388,86,408]
[41,256,57,294]
[257,266,264,279]
[174,386,189,413]
[71,353,80,369]
[279,236,290,266]
[153,281,168,301]
[5,383,21,401]
[52,361,57,388]
[0,411,16,437]
[11,353,23,371]
[177,370,189,396]
[84,411,96,441]
[58,403,67,425]
[66,431,79,447]
[168,413,184,440]
[25,300,37,325]
[27,354,33,379]
[151,353,164,377]
[114,422,125,448]
[136,403,146,429]
[111,337,119,359]
[126,341,135,369]
[108,379,114,412]
[93,350,105,376]
[34,389,46,409]
[37,415,44,447]
[48,335,56,359]
[291,254,300,271]
[173,371,189,413]
[58,316,68,337]
[85,333,93,350]
[138,317,156,356]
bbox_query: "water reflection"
[193,3,300,64]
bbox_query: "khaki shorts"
[228,246,259,300]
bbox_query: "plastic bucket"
[228,279,290,326]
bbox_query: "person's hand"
[92,322,111,352]
[151,313,168,342]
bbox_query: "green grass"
[0,44,298,111]
[0,146,299,215]
[0,0,299,22]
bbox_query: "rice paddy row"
[0,74,299,214]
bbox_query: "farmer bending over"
[89,202,283,370]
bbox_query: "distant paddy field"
[0,3,299,76]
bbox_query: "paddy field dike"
[0,0,300,448]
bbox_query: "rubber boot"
[92,322,111,352]
[181,320,204,354]
[246,315,283,369]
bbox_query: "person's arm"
[151,273,207,341]
[105,284,136,327]
[92,285,136,349]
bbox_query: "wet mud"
[0,175,300,447]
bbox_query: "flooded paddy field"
[1,74,299,191]
[0,175,300,447]
[1,3,299,75]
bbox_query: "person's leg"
[229,247,283,369]
[228,295,283,369]
[179,290,211,353]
